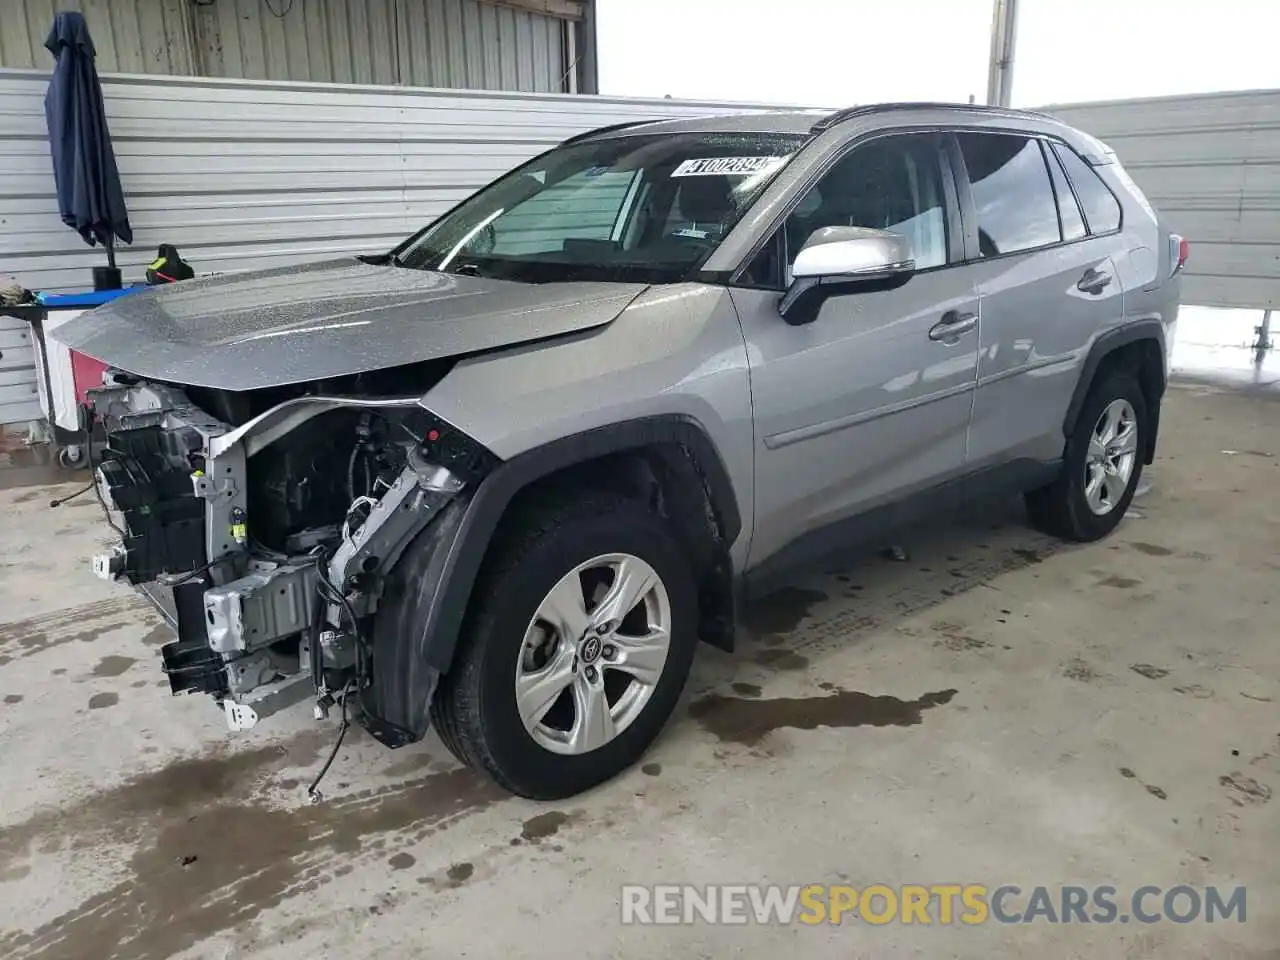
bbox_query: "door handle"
[1078,267,1113,294]
[928,310,977,342]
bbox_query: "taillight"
[1169,233,1189,276]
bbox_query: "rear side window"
[1044,144,1087,241]
[1053,143,1122,234]
[957,132,1060,257]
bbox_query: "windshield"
[393,131,807,284]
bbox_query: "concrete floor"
[0,380,1276,959]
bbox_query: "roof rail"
[559,118,671,146]
[810,102,1054,133]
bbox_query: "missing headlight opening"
[86,371,494,785]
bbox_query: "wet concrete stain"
[140,624,174,647]
[1174,684,1214,700]
[520,811,579,843]
[640,763,662,777]
[1063,658,1101,682]
[730,682,762,698]
[0,597,153,662]
[383,751,436,779]
[91,655,138,678]
[3,694,22,705]
[1130,542,1173,556]
[688,687,957,746]
[1097,575,1142,589]
[446,861,474,884]
[934,634,990,651]
[1219,774,1272,807]
[388,852,416,870]
[0,863,32,883]
[740,586,829,639]
[0,742,504,960]
[752,648,809,671]
[931,620,989,652]
[1131,664,1170,680]
[1119,767,1166,799]
[87,692,119,710]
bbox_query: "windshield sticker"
[671,156,786,178]
[583,165,611,178]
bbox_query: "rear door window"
[956,132,1060,257]
[1044,143,1087,242]
[1052,143,1122,234]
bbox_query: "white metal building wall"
[0,0,580,92]
[1047,89,1280,310]
[0,67,773,423]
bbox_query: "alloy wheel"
[1083,398,1139,515]
[514,553,672,756]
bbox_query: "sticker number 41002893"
[671,156,786,177]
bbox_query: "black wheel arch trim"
[358,414,742,744]
[1063,319,1167,463]
[433,415,742,670]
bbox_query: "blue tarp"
[36,286,145,309]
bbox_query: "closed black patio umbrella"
[44,11,132,290]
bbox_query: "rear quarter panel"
[1101,160,1182,369]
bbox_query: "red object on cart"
[28,287,145,467]
[69,351,109,407]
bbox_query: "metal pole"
[986,0,1019,107]
[1255,308,1273,366]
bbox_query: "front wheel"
[430,494,698,800]
[1026,371,1148,542]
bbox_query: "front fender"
[357,414,742,746]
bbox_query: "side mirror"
[779,226,915,325]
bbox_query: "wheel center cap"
[580,635,602,664]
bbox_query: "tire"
[430,493,699,800]
[1026,371,1148,542]
[58,445,84,469]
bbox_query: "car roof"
[568,102,1066,143]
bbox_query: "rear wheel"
[431,494,698,799]
[1026,372,1147,541]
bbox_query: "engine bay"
[85,370,496,737]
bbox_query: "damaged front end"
[87,373,497,740]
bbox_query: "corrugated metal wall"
[0,0,578,92]
[0,0,196,75]
[0,68,769,295]
[191,0,569,91]
[0,67,769,424]
[0,313,41,426]
[1047,89,1280,310]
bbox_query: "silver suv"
[60,103,1184,799]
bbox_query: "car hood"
[52,258,648,391]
